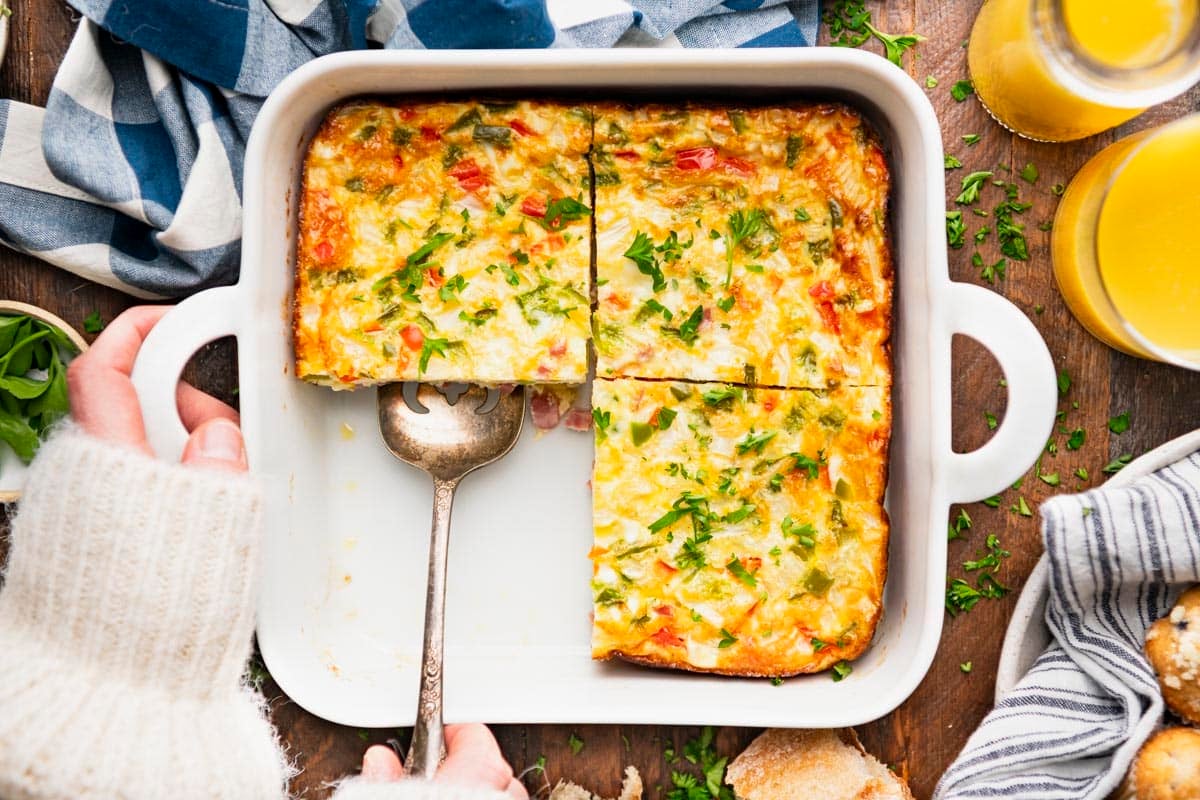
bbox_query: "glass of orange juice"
[968,0,1200,141]
[1052,114,1200,368]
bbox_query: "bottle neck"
[1033,0,1200,108]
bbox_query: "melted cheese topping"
[592,104,892,389]
[295,101,592,386]
[590,378,890,677]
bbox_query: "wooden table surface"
[2,2,1198,797]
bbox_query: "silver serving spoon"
[377,382,527,779]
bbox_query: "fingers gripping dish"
[294,99,893,679]
[295,101,592,386]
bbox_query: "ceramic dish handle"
[942,283,1057,504]
[130,286,242,462]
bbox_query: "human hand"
[66,305,246,471]
[359,724,528,799]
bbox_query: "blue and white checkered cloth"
[0,0,819,298]
[937,449,1200,799]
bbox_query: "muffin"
[1118,727,1200,800]
[1146,585,1200,724]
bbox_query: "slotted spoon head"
[377,383,527,482]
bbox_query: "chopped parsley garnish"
[638,299,674,323]
[568,733,585,755]
[625,232,666,292]
[1108,412,1130,434]
[946,211,966,249]
[1052,183,1066,197]
[723,209,768,288]
[962,133,981,145]
[948,508,972,541]
[951,80,975,102]
[1019,163,1039,184]
[788,452,823,480]
[717,628,738,648]
[963,534,1010,573]
[736,430,777,455]
[1103,454,1133,474]
[944,154,963,170]
[1013,496,1033,517]
[1057,369,1071,396]
[374,231,455,302]
[1039,472,1060,487]
[82,311,105,334]
[592,408,612,440]
[437,274,467,302]
[925,75,939,88]
[594,587,625,606]
[956,171,993,205]
[984,411,998,430]
[1067,428,1086,450]
[662,305,704,346]
[961,661,973,673]
[824,0,924,67]
[1075,467,1089,481]
[716,295,736,313]
[417,336,458,374]
[726,557,758,587]
[995,199,1031,261]
[541,196,591,230]
[831,661,853,681]
[794,206,811,222]
[722,501,757,524]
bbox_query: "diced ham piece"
[531,389,564,430]
[563,407,592,432]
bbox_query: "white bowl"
[130,48,1058,729]
[995,427,1200,702]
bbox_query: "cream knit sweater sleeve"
[0,428,508,800]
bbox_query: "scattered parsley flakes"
[984,411,998,430]
[945,154,963,170]
[1039,472,1061,487]
[831,661,853,681]
[1014,496,1033,517]
[568,733,585,755]
[1108,412,1130,434]
[625,231,666,292]
[717,628,738,648]
[948,507,973,541]
[1075,467,1089,480]
[983,495,1001,508]
[823,0,925,67]
[82,311,105,333]
[1103,454,1133,474]
[926,75,939,88]
[951,80,975,101]
[1052,183,1066,197]
[1019,163,1039,184]
[946,211,966,249]
[1057,369,1071,396]
[961,661,973,673]
[726,557,758,588]
[956,171,994,205]
[1067,428,1086,450]
[962,133,982,145]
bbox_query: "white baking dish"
[130,48,1057,728]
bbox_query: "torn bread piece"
[726,728,911,800]
[549,766,643,800]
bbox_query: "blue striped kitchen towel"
[936,449,1200,799]
[0,0,819,298]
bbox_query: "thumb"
[181,417,248,472]
[361,745,405,781]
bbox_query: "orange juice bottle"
[1053,114,1200,367]
[968,0,1200,141]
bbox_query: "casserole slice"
[591,103,892,390]
[589,377,890,677]
[294,100,592,387]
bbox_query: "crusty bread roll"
[1146,585,1200,724]
[1118,727,1200,800]
[549,766,642,800]
[726,728,912,800]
